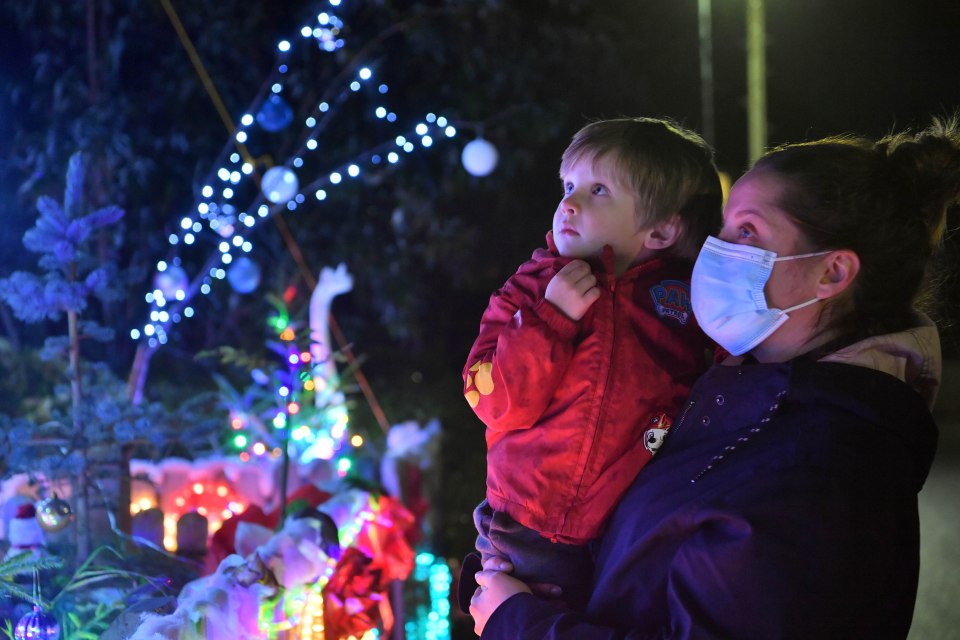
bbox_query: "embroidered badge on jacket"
[649,280,692,326]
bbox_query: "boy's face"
[553,154,649,273]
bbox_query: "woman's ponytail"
[877,116,960,248]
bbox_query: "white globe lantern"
[261,166,299,204]
[461,138,498,177]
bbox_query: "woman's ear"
[817,249,860,299]
[643,214,681,250]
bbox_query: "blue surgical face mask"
[691,236,831,356]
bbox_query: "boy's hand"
[545,260,601,321]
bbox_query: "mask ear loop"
[781,297,821,314]
[772,250,831,314]
[773,249,832,262]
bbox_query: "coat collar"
[544,230,654,278]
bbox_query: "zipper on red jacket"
[560,275,618,535]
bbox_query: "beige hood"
[819,313,942,411]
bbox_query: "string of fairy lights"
[132,0,497,350]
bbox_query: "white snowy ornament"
[461,138,499,177]
[261,167,299,204]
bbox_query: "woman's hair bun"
[876,115,960,246]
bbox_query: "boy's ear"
[817,249,860,299]
[642,214,681,250]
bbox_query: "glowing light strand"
[406,552,452,640]
[134,0,460,350]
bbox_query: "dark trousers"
[472,499,593,609]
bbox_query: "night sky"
[544,0,960,175]
[472,1,960,356]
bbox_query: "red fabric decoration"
[352,496,417,583]
[323,548,386,640]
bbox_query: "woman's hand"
[470,569,533,636]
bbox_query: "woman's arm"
[475,464,919,639]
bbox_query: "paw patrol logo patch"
[649,280,691,326]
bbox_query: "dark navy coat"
[484,359,938,639]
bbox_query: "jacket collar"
[818,313,942,411]
[544,230,655,278]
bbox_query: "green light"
[234,434,248,448]
[337,458,351,472]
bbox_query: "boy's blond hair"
[560,117,722,260]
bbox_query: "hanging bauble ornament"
[261,167,299,205]
[227,257,261,294]
[153,265,189,300]
[35,495,73,533]
[461,138,499,177]
[256,94,294,132]
[14,606,60,640]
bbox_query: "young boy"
[462,117,721,607]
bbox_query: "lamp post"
[697,0,715,147]
[698,0,767,164]
[746,0,767,164]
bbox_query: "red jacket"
[464,233,712,543]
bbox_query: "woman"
[469,117,960,639]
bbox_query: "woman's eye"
[720,222,754,243]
